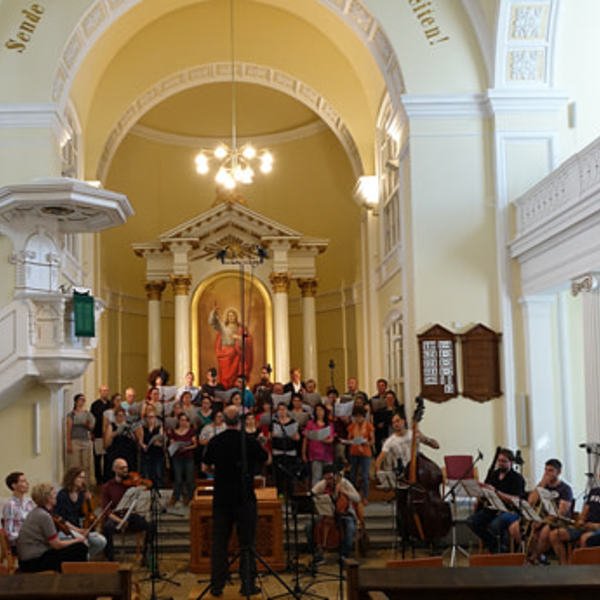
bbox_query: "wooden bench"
[346,560,600,600]
[0,565,132,600]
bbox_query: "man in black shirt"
[550,485,600,563]
[90,384,110,485]
[202,405,268,597]
[466,448,525,553]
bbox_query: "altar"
[189,485,285,573]
[132,191,328,386]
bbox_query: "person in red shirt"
[347,405,375,505]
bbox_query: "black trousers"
[102,513,152,561]
[19,541,88,572]
[211,499,257,593]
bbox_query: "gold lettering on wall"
[4,4,45,53]
[407,0,450,46]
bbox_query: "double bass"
[400,397,452,543]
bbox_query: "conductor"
[202,405,268,597]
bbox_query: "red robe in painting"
[214,326,253,389]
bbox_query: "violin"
[51,514,73,537]
[122,472,153,489]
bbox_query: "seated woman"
[17,482,88,572]
[54,467,106,559]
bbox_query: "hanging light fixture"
[194,0,273,189]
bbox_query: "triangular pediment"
[159,200,303,242]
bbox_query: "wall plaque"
[418,324,457,403]
[461,323,502,402]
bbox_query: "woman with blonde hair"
[17,482,87,572]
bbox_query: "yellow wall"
[0,384,54,498]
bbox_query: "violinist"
[16,482,87,572]
[54,467,106,559]
[101,458,152,564]
[549,483,600,563]
[307,463,360,563]
[466,448,525,553]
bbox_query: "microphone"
[515,449,524,466]
[477,449,483,461]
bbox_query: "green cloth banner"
[73,292,95,337]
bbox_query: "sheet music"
[481,488,508,512]
[313,494,335,517]
[304,393,321,407]
[271,392,292,406]
[342,436,368,445]
[115,486,142,513]
[460,479,485,498]
[305,426,331,441]
[518,499,543,522]
[537,486,559,517]
[339,394,354,403]
[333,400,354,417]
[158,385,177,401]
[168,440,188,457]
[274,420,298,437]
[146,433,164,447]
[214,389,236,403]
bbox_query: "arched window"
[383,309,403,402]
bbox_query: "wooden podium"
[189,484,285,573]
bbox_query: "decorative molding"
[493,0,560,88]
[571,274,599,297]
[297,278,318,298]
[486,88,568,113]
[401,94,492,119]
[130,119,327,149]
[170,274,191,296]
[96,62,363,182]
[269,272,290,294]
[0,103,71,146]
[145,280,166,301]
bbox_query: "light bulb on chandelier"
[193,0,273,189]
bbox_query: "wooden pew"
[0,565,132,600]
[346,560,600,600]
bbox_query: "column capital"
[270,272,290,294]
[170,274,192,296]
[571,273,600,297]
[297,278,318,297]
[145,280,166,301]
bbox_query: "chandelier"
[194,0,273,189]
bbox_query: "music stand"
[442,453,483,566]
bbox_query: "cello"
[401,397,452,544]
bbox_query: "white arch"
[96,61,364,182]
[50,0,405,119]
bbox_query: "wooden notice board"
[460,323,502,402]
[417,324,457,403]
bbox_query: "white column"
[270,272,290,382]
[170,275,191,386]
[572,274,600,443]
[298,278,318,381]
[47,383,67,484]
[145,281,165,371]
[520,295,558,484]
[366,207,382,380]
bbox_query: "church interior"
[3,0,600,596]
